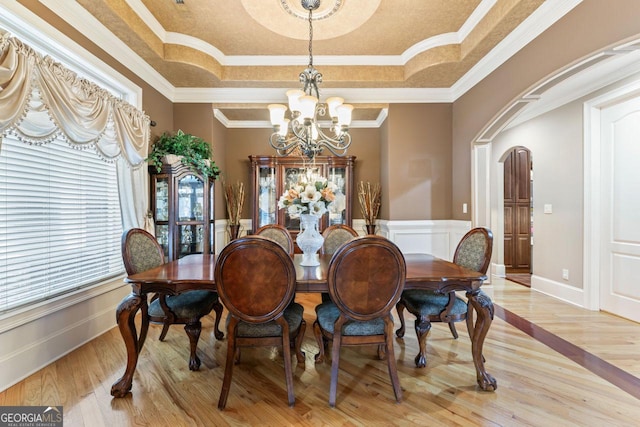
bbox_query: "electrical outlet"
[562,269,569,280]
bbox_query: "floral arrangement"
[277,173,336,217]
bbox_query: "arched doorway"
[502,147,532,280]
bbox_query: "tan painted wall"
[452,0,640,220]
[223,127,381,221]
[382,104,452,220]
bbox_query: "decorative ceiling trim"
[213,108,387,129]
[451,0,583,100]
[34,0,582,106]
[173,88,454,104]
[39,0,175,101]
[125,0,494,68]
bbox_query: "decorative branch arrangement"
[223,180,245,226]
[357,181,381,225]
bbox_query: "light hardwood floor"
[1,278,639,426]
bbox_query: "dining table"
[110,253,496,398]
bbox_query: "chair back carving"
[215,235,296,323]
[328,235,406,322]
[122,228,164,274]
[321,224,358,255]
[254,224,294,256]
[453,227,493,274]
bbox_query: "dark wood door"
[504,147,532,273]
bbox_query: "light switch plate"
[544,204,552,214]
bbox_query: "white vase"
[297,213,324,266]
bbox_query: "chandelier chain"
[267,0,352,160]
[308,7,314,68]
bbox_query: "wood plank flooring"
[2,277,639,426]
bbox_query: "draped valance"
[0,31,149,166]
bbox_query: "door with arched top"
[503,147,532,273]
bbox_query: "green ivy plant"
[146,129,220,178]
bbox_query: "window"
[0,135,124,313]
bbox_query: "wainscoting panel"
[381,220,471,260]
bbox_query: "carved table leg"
[185,321,202,371]
[110,293,143,397]
[413,316,432,368]
[466,290,497,391]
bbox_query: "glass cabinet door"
[328,166,347,225]
[257,166,276,228]
[150,164,215,261]
[155,177,169,221]
[178,174,204,221]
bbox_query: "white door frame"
[583,79,640,310]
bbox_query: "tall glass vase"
[296,213,324,266]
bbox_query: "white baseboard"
[531,274,585,308]
[0,279,130,392]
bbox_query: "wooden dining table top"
[124,253,487,295]
[113,252,497,398]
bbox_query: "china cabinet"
[249,155,355,240]
[149,161,215,261]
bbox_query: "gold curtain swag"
[0,31,149,167]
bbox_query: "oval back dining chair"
[321,224,358,255]
[313,235,406,407]
[319,224,359,302]
[395,227,493,367]
[254,223,295,256]
[214,235,306,410]
[121,228,223,371]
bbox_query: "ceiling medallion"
[279,0,343,21]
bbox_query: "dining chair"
[319,224,359,302]
[320,224,358,255]
[395,227,493,367]
[313,235,406,407]
[254,223,294,256]
[121,228,224,371]
[214,235,306,410]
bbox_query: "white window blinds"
[0,135,124,313]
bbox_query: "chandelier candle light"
[268,0,353,160]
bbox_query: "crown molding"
[213,109,387,129]
[34,0,582,107]
[39,0,175,102]
[0,1,143,108]
[450,0,583,100]
[174,87,453,104]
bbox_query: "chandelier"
[268,0,353,160]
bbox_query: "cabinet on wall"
[149,162,215,261]
[249,155,355,239]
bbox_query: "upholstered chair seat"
[121,228,224,371]
[313,235,406,407]
[227,302,305,338]
[148,290,219,320]
[215,235,306,410]
[395,227,493,368]
[399,290,468,318]
[315,302,387,336]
